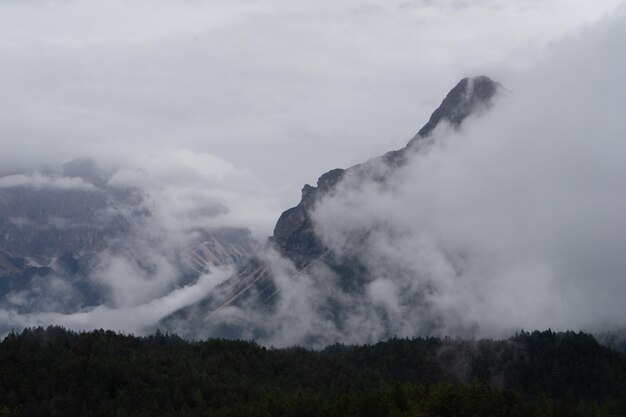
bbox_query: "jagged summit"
[415,75,501,139]
[271,76,502,264]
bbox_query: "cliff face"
[271,76,502,266]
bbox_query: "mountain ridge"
[160,75,503,342]
[271,75,502,266]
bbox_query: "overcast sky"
[1,0,624,236]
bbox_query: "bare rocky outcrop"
[271,76,502,266]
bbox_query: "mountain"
[271,75,501,266]
[0,161,255,312]
[161,76,503,340]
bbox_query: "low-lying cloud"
[182,7,626,347]
[307,9,626,341]
[3,267,232,334]
[0,173,97,191]
[3,2,626,346]
[0,154,263,335]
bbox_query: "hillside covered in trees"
[1,327,625,416]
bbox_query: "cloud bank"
[1,267,233,334]
[3,1,626,345]
[188,6,626,347]
[0,173,97,190]
[307,8,626,341]
[0,0,622,211]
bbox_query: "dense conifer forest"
[1,327,625,416]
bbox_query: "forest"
[1,327,625,416]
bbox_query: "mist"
[183,7,626,347]
[2,1,626,345]
[308,9,626,341]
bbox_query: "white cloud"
[1,266,232,334]
[0,173,97,190]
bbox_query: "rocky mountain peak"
[413,75,500,139]
[271,76,502,264]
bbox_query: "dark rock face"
[271,76,502,265]
[271,168,345,265]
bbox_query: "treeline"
[0,327,625,416]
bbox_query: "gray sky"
[0,0,624,237]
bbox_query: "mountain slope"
[271,76,501,266]
[0,161,256,315]
[161,76,502,341]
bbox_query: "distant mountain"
[162,76,502,340]
[0,160,255,312]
